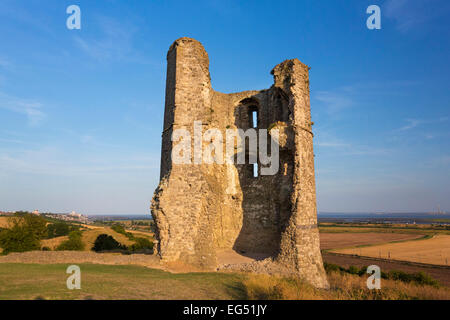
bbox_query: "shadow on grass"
[224,280,248,300]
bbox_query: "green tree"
[92,234,126,252]
[47,222,70,238]
[0,214,47,254]
[56,230,84,251]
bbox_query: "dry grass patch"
[0,216,20,228]
[241,272,450,300]
[81,228,134,250]
[41,236,68,250]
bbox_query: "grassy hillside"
[0,263,243,300]
[0,263,448,300]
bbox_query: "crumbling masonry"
[151,37,329,288]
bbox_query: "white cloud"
[398,118,422,131]
[397,117,448,131]
[0,92,46,126]
[74,16,148,64]
[384,0,450,32]
[0,147,159,177]
[315,89,354,114]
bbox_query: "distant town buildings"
[0,209,89,223]
[0,211,14,216]
[44,211,90,224]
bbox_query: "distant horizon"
[1,1,449,213]
[3,209,449,217]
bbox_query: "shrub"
[323,262,345,273]
[92,234,126,252]
[348,265,360,275]
[111,223,135,240]
[111,223,126,234]
[41,246,51,251]
[387,270,439,287]
[324,263,440,288]
[130,237,154,252]
[56,230,84,251]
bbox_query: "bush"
[47,222,77,239]
[130,237,154,252]
[387,270,439,287]
[41,246,51,251]
[324,263,440,287]
[0,214,48,255]
[111,223,126,234]
[348,265,360,275]
[92,234,127,252]
[111,223,135,240]
[56,230,84,251]
[324,262,345,273]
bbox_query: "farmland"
[330,235,450,266]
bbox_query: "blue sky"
[0,0,449,214]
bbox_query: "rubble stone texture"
[151,37,329,288]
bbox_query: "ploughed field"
[318,227,450,287]
[330,235,450,266]
[319,232,425,250]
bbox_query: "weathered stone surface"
[151,37,329,288]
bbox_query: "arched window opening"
[253,163,259,178]
[248,105,258,128]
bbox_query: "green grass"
[0,263,245,300]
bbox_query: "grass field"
[0,263,448,300]
[0,263,243,300]
[332,235,450,266]
[40,228,138,251]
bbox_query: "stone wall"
[151,37,329,288]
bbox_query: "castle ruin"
[151,37,328,288]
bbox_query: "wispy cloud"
[0,147,159,177]
[397,117,448,132]
[398,118,422,131]
[0,92,46,126]
[74,16,148,64]
[315,88,354,114]
[315,133,388,156]
[384,0,450,32]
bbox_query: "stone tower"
[151,37,328,288]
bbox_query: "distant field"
[331,235,450,266]
[319,223,450,235]
[320,233,425,250]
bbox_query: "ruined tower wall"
[152,38,329,288]
[271,60,328,288]
[153,38,218,268]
